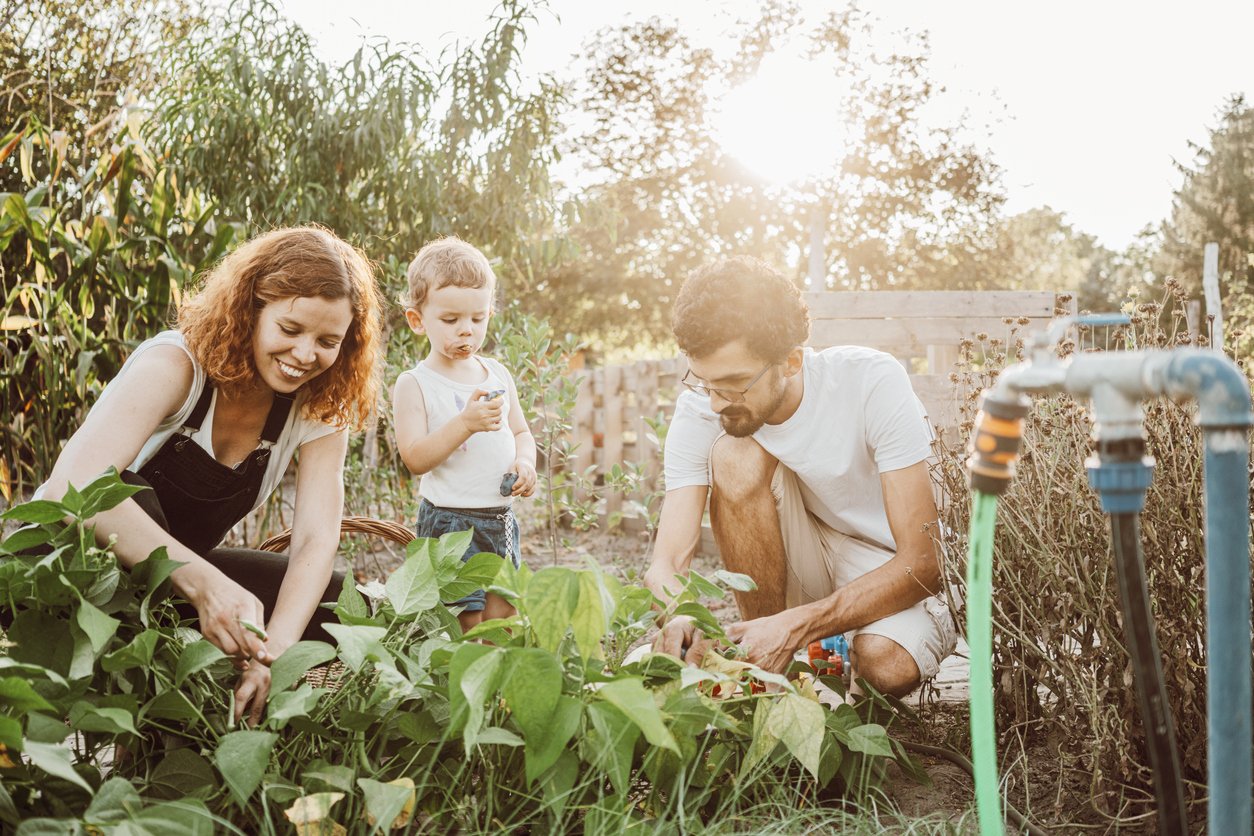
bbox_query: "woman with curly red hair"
[39,225,383,724]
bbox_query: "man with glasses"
[646,256,957,697]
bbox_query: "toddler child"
[392,237,537,632]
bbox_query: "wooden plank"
[572,372,595,504]
[926,344,960,375]
[602,365,624,518]
[635,360,661,495]
[909,373,964,434]
[810,316,1048,351]
[805,290,1058,319]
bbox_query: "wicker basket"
[255,515,415,553]
[255,515,415,690]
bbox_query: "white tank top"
[406,356,516,509]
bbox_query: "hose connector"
[967,393,1032,495]
[1086,456,1155,514]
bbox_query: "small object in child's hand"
[485,388,506,400]
[500,472,519,496]
[238,617,268,641]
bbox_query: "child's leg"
[457,608,485,633]
[482,592,516,620]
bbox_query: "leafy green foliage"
[0,471,918,832]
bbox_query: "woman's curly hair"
[177,226,384,430]
[672,256,810,363]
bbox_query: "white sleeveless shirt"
[405,356,517,509]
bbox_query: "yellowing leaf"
[361,777,416,830]
[284,792,345,830]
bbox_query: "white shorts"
[771,464,958,681]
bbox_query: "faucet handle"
[1030,313,1131,357]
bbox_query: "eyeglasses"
[681,362,776,403]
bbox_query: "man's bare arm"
[642,485,709,605]
[727,460,940,671]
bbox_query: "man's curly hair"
[672,256,810,363]
[177,226,384,430]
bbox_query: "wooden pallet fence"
[571,357,686,516]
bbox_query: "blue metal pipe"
[1154,351,1252,835]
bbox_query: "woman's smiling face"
[252,295,354,393]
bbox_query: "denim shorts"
[415,498,521,612]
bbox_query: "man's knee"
[710,435,775,505]
[851,633,921,697]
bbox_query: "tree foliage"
[1157,94,1254,293]
[546,2,1004,349]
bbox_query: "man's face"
[686,340,788,438]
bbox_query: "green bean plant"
[1,470,924,833]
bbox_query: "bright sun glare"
[713,52,850,186]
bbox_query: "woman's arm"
[504,372,537,496]
[261,428,348,657]
[40,345,269,662]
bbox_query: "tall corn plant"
[0,119,238,501]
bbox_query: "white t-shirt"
[663,346,933,552]
[404,356,517,509]
[40,330,341,512]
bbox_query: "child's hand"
[459,389,505,434]
[511,456,538,497]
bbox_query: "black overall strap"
[182,380,216,431]
[260,393,296,445]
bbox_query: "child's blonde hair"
[402,236,496,310]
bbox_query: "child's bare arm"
[505,374,537,496]
[392,374,503,475]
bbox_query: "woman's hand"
[176,563,270,665]
[510,456,537,497]
[234,661,271,726]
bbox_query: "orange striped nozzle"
[967,393,1031,495]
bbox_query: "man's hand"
[234,661,271,726]
[652,615,716,667]
[459,389,505,434]
[727,610,806,674]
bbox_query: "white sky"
[279,0,1254,252]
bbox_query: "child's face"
[406,284,493,362]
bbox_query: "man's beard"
[718,381,787,438]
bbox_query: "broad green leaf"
[83,776,141,823]
[596,678,677,753]
[24,713,72,744]
[501,649,562,745]
[101,629,158,673]
[477,727,523,747]
[270,641,337,694]
[571,572,609,660]
[68,702,138,736]
[0,716,21,750]
[446,642,494,735]
[524,695,582,785]
[385,548,440,616]
[1,525,53,553]
[214,730,277,806]
[357,777,415,831]
[321,624,389,672]
[142,688,199,723]
[0,677,55,713]
[303,761,357,794]
[458,649,506,751]
[148,749,215,800]
[132,798,216,835]
[847,723,894,758]
[78,468,147,517]
[586,702,640,796]
[433,529,474,571]
[440,551,505,601]
[740,699,781,777]
[22,740,92,792]
[265,684,323,728]
[522,567,579,651]
[335,571,368,620]
[712,569,757,592]
[6,610,74,675]
[174,640,226,687]
[0,500,65,524]
[767,693,825,779]
[538,749,580,816]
